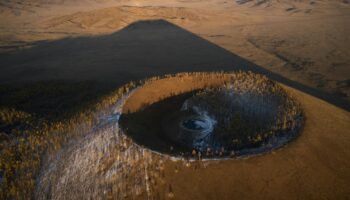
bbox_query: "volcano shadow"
[0,19,349,120]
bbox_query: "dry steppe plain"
[0,0,350,199]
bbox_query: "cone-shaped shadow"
[0,19,348,117]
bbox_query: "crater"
[119,72,304,159]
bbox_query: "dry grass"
[0,81,135,199]
[1,71,348,199]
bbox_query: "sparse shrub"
[0,71,304,198]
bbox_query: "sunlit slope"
[148,78,350,200]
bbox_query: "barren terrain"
[0,0,350,199]
[1,0,350,105]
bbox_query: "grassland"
[0,71,349,199]
[0,80,134,199]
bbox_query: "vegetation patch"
[0,71,304,198]
[0,80,135,199]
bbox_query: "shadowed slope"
[0,19,349,117]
